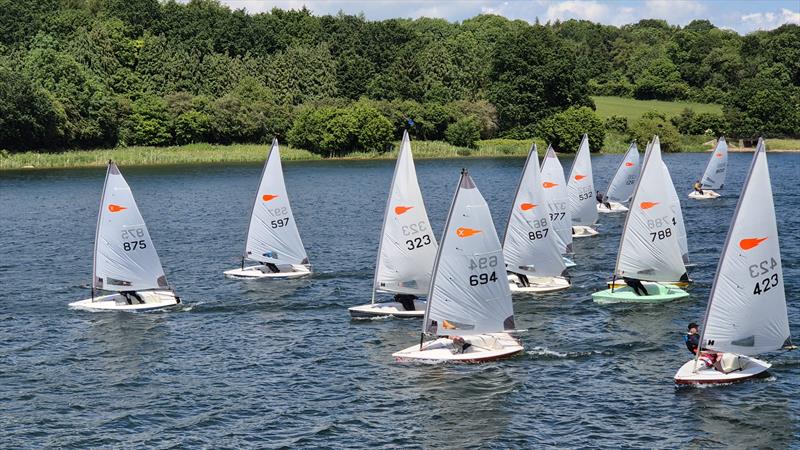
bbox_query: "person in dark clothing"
[596,191,611,209]
[265,263,280,273]
[693,180,704,195]
[394,294,417,311]
[685,322,701,354]
[513,272,530,287]
[623,277,648,296]
[121,291,145,305]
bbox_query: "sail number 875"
[469,256,498,286]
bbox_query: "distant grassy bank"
[592,96,723,121]
[2,137,798,171]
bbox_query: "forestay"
[244,138,308,266]
[373,131,438,296]
[700,138,789,355]
[614,136,686,282]
[503,144,566,278]
[424,170,515,337]
[93,162,169,292]
[567,134,598,226]
[662,159,690,264]
[540,145,573,253]
[605,143,640,203]
[700,137,728,190]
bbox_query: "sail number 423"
[750,257,780,295]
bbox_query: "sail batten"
[373,131,438,297]
[606,143,640,203]
[567,134,598,226]
[424,170,515,337]
[503,144,566,277]
[614,136,686,281]
[540,145,573,254]
[93,162,169,292]
[243,139,308,266]
[699,139,789,355]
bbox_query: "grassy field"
[592,96,723,121]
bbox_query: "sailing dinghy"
[540,145,575,267]
[69,161,180,311]
[597,143,639,213]
[224,138,311,279]
[688,137,727,200]
[675,138,792,384]
[393,169,523,362]
[592,136,690,304]
[503,144,570,293]
[568,134,599,237]
[349,131,437,318]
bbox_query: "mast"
[612,139,654,278]
[242,138,276,264]
[501,143,537,250]
[92,161,113,301]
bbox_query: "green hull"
[592,284,689,304]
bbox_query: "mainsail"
[424,170,515,337]
[243,138,309,266]
[700,137,728,190]
[662,159,690,264]
[699,138,789,355]
[567,134,598,226]
[540,145,573,253]
[605,143,640,203]
[373,131,438,297]
[503,144,567,278]
[614,136,686,282]
[93,162,169,292]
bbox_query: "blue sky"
[211,0,800,34]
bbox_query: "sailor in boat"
[622,277,648,296]
[684,322,724,370]
[262,263,280,273]
[684,322,701,354]
[692,180,704,196]
[511,272,530,287]
[121,290,145,305]
[596,190,611,210]
[394,294,417,311]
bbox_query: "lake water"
[1,152,798,448]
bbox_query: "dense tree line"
[0,0,797,153]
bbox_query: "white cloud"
[544,1,610,22]
[741,8,800,30]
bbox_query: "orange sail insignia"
[455,227,482,238]
[640,201,659,210]
[574,174,587,181]
[262,194,279,202]
[625,162,635,167]
[739,237,768,251]
[108,204,126,213]
[394,206,413,215]
[520,203,537,211]
[542,181,559,189]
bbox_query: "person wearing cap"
[692,180,704,195]
[684,322,701,354]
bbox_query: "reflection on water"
[1,154,798,447]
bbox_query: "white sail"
[605,143,640,203]
[700,139,789,355]
[93,162,169,292]
[424,170,515,337]
[244,138,308,266]
[614,136,686,282]
[662,160,690,264]
[567,134,598,226]
[700,137,728,190]
[540,145,573,253]
[503,144,566,278]
[373,131,438,296]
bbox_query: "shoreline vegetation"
[3,136,798,171]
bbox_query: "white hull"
[572,225,599,238]
[69,290,179,312]
[674,355,771,385]
[597,201,628,213]
[507,274,570,293]
[348,300,427,318]
[688,190,720,200]
[224,264,311,279]
[393,333,523,363]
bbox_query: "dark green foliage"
[604,115,628,134]
[671,108,728,136]
[536,107,604,152]
[628,114,682,152]
[445,116,481,148]
[0,3,797,152]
